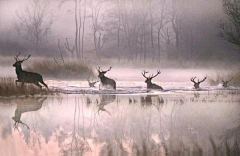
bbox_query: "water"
[0,67,240,155]
[0,91,239,156]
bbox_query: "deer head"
[221,77,233,87]
[190,76,207,89]
[13,52,31,67]
[97,66,112,78]
[142,70,161,84]
[221,77,233,83]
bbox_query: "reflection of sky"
[0,93,239,156]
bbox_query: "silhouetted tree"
[14,0,55,53]
[91,0,107,61]
[218,0,240,53]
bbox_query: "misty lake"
[0,88,239,156]
[0,66,240,156]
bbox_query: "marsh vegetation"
[0,77,49,97]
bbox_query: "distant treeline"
[0,0,238,64]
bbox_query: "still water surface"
[0,91,239,156]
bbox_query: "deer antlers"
[142,70,161,79]
[13,120,30,131]
[221,77,233,83]
[87,77,98,83]
[142,70,149,78]
[190,76,207,84]
[14,52,21,61]
[14,52,31,62]
[97,66,112,73]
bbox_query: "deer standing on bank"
[221,77,233,88]
[190,76,207,89]
[87,77,99,87]
[142,70,163,90]
[97,66,116,90]
[13,53,48,89]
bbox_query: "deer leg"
[34,82,42,89]
[21,82,25,88]
[15,80,20,88]
[39,81,49,90]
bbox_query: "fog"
[0,0,239,68]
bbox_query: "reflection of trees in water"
[220,115,240,155]
[57,97,91,155]
[57,95,117,155]
[93,95,190,155]
[1,94,238,155]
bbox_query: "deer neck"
[194,83,200,88]
[100,76,107,82]
[15,65,23,75]
[147,82,153,88]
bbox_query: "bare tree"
[161,27,174,60]
[59,0,88,60]
[81,0,87,60]
[14,0,55,53]
[91,0,106,60]
[218,0,240,53]
[156,0,168,62]
[171,0,181,53]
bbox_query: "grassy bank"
[26,60,95,80]
[0,77,51,97]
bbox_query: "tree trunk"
[74,0,79,59]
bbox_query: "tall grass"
[0,77,49,97]
[26,60,95,80]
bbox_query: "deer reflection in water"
[140,95,164,110]
[12,97,47,131]
[97,95,116,116]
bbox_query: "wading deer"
[190,76,207,89]
[142,70,163,90]
[12,97,47,131]
[87,77,99,87]
[221,77,233,88]
[13,53,48,89]
[97,66,116,90]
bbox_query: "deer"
[221,77,233,88]
[97,66,116,90]
[13,52,48,89]
[12,97,47,131]
[190,76,207,89]
[87,77,99,87]
[142,70,163,90]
